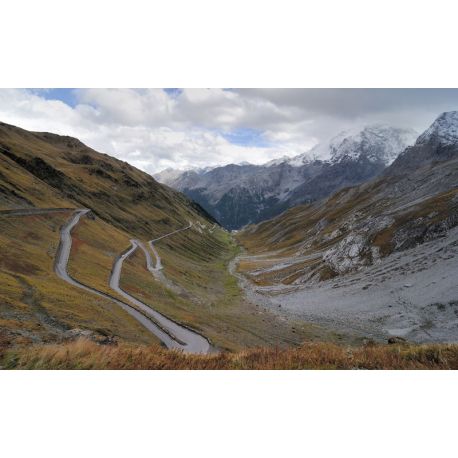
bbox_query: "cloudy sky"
[1,88,458,174]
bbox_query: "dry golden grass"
[3,338,458,370]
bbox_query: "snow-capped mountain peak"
[268,125,417,169]
[416,111,458,146]
[326,125,417,165]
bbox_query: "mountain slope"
[0,121,216,237]
[235,112,458,343]
[0,121,310,351]
[155,125,417,229]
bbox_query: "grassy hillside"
[0,121,215,236]
[0,212,158,346]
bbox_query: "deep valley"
[1,109,458,369]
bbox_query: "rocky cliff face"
[389,111,458,174]
[156,125,417,229]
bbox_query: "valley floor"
[234,227,458,344]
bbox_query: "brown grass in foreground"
[2,339,458,370]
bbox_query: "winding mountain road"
[3,207,210,353]
[0,207,75,217]
[147,222,192,273]
[146,224,194,292]
[54,209,188,348]
[109,232,210,354]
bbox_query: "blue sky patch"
[31,88,184,106]
[30,88,77,107]
[163,88,182,97]
[222,128,270,147]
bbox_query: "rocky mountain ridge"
[155,125,417,229]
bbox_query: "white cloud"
[0,88,316,172]
[1,88,458,174]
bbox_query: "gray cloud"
[240,89,458,119]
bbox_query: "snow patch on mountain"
[154,167,186,184]
[155,164,217,184]
[286,152,317,167]
[264,155,291,167]
[416,111,458,146]
[325,125,417,165]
